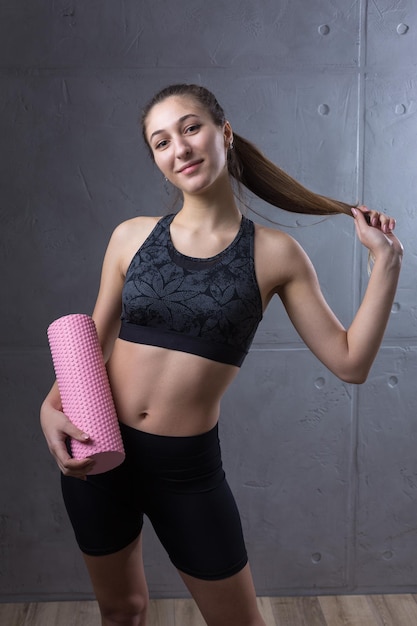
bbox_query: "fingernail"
[351,207,357,216]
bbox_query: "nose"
[174,136,191,159]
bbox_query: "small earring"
[163,176,170,195]
[229,140,234,150]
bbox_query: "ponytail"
[229,133,353,218]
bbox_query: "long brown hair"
[141,84,354,218]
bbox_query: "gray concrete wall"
[1,0,416,602]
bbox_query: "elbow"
[337,368,369,385]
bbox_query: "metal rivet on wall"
[318,104,330,116]
[314,377,326,389]
[312,552,322,563]
[391,302,401,313]
[388,376,398,388]
[318,24,330,36]
[396,23,409,35]
[395,104,406,115]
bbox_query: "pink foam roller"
[47,314,125,475]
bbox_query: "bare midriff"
[106,337,240,437]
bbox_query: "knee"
[100,592,148,625]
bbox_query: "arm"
[40,221,131,477]
[276,206,403,383]
[40,381,94,477]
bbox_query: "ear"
[223,121,234,149]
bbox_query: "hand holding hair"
[351,205,403,262]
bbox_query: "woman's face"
[144,95,232,197]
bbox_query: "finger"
[360,208,381,227]
[353,206,395,234]
[351,207,370,225]
[50,435,95,475]
[380,214,396,233]
[61,456,95,478]
[373,212,392,234]
[63,420,91,443]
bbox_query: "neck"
[179,173,241,228]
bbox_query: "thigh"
[61,460,144,555]
[179,563,265,626]
[148,473,248,580]
[83,534,149,621]
[138,424,248,580]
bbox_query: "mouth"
[177,160,203,174]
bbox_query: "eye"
[184,123,201,134]
[154,139,169,150]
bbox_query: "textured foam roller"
[47,314,125,474]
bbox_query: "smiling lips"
[177,160,203,174]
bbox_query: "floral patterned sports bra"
[119,213,263,367]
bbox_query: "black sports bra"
[119,213,263,367]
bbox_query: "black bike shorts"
[61,422,248,580]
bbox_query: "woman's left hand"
[351,205,404,259]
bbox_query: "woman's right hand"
[40,399,95,478]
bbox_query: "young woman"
[41,84,403,626]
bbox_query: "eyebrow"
[149,114,201,142]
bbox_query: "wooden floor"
[2,594,417,625]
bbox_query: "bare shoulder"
[254,222,298,252]
[112,215,161,244]
[108,215,161,274]
[254,222,313,285]
[252,223,319,306]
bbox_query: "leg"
[140,424,260,624]
[61,438,146,625]
[83,534,149,626]
[179,563,265,626]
